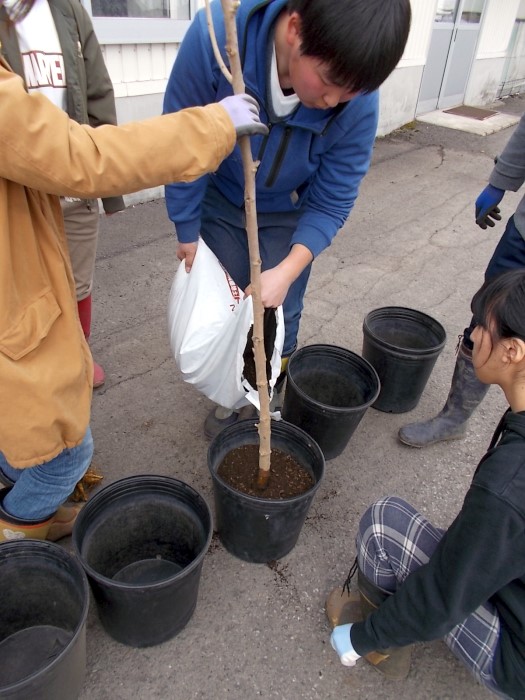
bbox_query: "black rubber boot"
[398,342,489,448]
[356,570,412,681]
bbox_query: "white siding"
[102,43,178,100]
[465,0,525,104]
[399,0,437,67]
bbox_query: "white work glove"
[330,624,361,667]
[219,94,268,138]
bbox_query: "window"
[435,0,457,23]
[83,0,195,44]
[91,0,190,20]
[460,0,484,25]
[433,0,485,25]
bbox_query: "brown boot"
[0,496,82,542]
[325,586,364,628]
[47,504,83,541]
[357,569,412,681]
[0,512,52,541]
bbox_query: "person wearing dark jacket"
[399,111,525,448]
[327,268,525,699]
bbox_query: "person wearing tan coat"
[0,2,266,543]
[0,0,127,389]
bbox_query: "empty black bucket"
[0,540,89,700]
[72,475,212,647]
[362,306,447,413]
[281,344,380,460]
[208,419,324,563]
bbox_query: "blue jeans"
[0,428,93,521]
[463,216,525,349]
[200,183,311,357]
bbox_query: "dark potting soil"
[217,444,314,499]
[242,308,277,389]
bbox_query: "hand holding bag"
[168,239,284,411]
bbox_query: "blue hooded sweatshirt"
[163,0,379,258]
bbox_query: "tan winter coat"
[0,59,235,467]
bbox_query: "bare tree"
[205,0,272,488]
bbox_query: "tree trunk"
[213,0,272,488]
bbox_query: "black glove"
[475,185,504,229]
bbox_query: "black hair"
[286,0,411,93]
[471,269,525,343]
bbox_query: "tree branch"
[207,0,272,486]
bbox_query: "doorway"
[417,0,486,115]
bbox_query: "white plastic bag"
[168,239,284,411]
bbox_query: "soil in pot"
[209,419,324,562]
[217,444,313,499]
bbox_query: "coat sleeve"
[291,93,378,258]
[490,112,525,193]
[0,63,235,198]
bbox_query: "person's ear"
[504,338,525,365]
[285,11,301,47]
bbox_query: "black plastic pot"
[362,306,447,413]
[72,475,212,648]
[0,540,89,700]
[208,419,324,563]
[281,344,380,460]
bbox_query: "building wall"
[500,20,525,96]
[377,0,435,136]
[498,0,525,98]
[102,42,177,119]
[464,0,521,105]
[92,0,525,204]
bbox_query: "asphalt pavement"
[72,93,525,700]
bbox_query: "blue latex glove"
[330,624,361,667]
[475,184,504,229]
[218,94,268,139]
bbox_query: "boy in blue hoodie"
[163,0,411,437]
